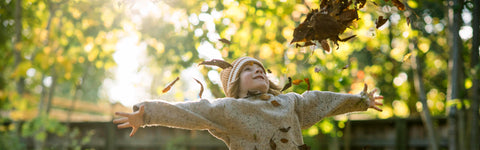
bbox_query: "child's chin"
[254,85,269,93]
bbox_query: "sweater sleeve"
[290,91,370,129]
[132,99,228,132]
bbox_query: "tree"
[470,0,480,149]
[447,0,466,149]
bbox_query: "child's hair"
[200,57,281,98]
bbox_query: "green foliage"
[69,128,95,150]
[21,115,67,140]
[0,131,25,150]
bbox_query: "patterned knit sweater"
[133,91,369,150]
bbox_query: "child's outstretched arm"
[292,83,383,129]
[113,105,145,137]
[113,99,229,137]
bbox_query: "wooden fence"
[13,117,448,150]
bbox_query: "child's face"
[238,63,269,97]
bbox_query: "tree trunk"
[470,0,480,149]
[66,55,93,148]
[409,39,438,150]
[14,0,25,95]
[447,0,465,149]
[46,72,57,114]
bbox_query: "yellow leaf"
[403,53,412,62]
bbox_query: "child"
[113,57,383,149]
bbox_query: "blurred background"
[0,0,478,149]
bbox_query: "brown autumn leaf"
[376,16,389,29]
[281,77,292,92]
[291,0,359,51]
[292,79,304,85]
[304,78,310,91]
[193,78,204,99]
[199,59,233,69]
[162,77,180,93]
[391,0,405,11]
[271,100,281,107]
[280,138,289,143]
[270,138,277,150]
[321,40,330,52]
[218,38,232,45]
[267,69,272,73]
[406,16,411,26]
[342,64,350,70]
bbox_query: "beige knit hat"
[200,57,274,98]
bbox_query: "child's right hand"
[113,105,145,137]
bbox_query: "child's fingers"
[363,83,368,93]
[113,117,128,124]
[130,127,138,137]
[375,101,383,106]
[375,96,384,99]
[372,106,383,112]
[117,122,131,129]
[370,89,377,94]
[115,112,131,117]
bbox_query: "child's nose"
[255,68,263,74]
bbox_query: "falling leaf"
[291,0,359,51]
[199,59,232,69]
[304,78,310,91]
[162,77,180,93]
[270,138,277,150]
[281,77,292,92]
[376,16,389,29]
[372,2,378,6]
[271,100,281,107]
[218,38,232,45]
[403,53,412,62]
[279,127,291,132]
[391,0,405,11]
[292,79,303,85]
[320,40,330,52]
[193,78,204,99]
[267,69,272,73]
[406,17,411,27]
[280,138,289,143]
[342,64,350,70]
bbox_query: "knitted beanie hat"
[199,57,266,98]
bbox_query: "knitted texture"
[133,91,369,150]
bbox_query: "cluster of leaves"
[290,0,405,52]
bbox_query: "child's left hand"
[362,83,383,112]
